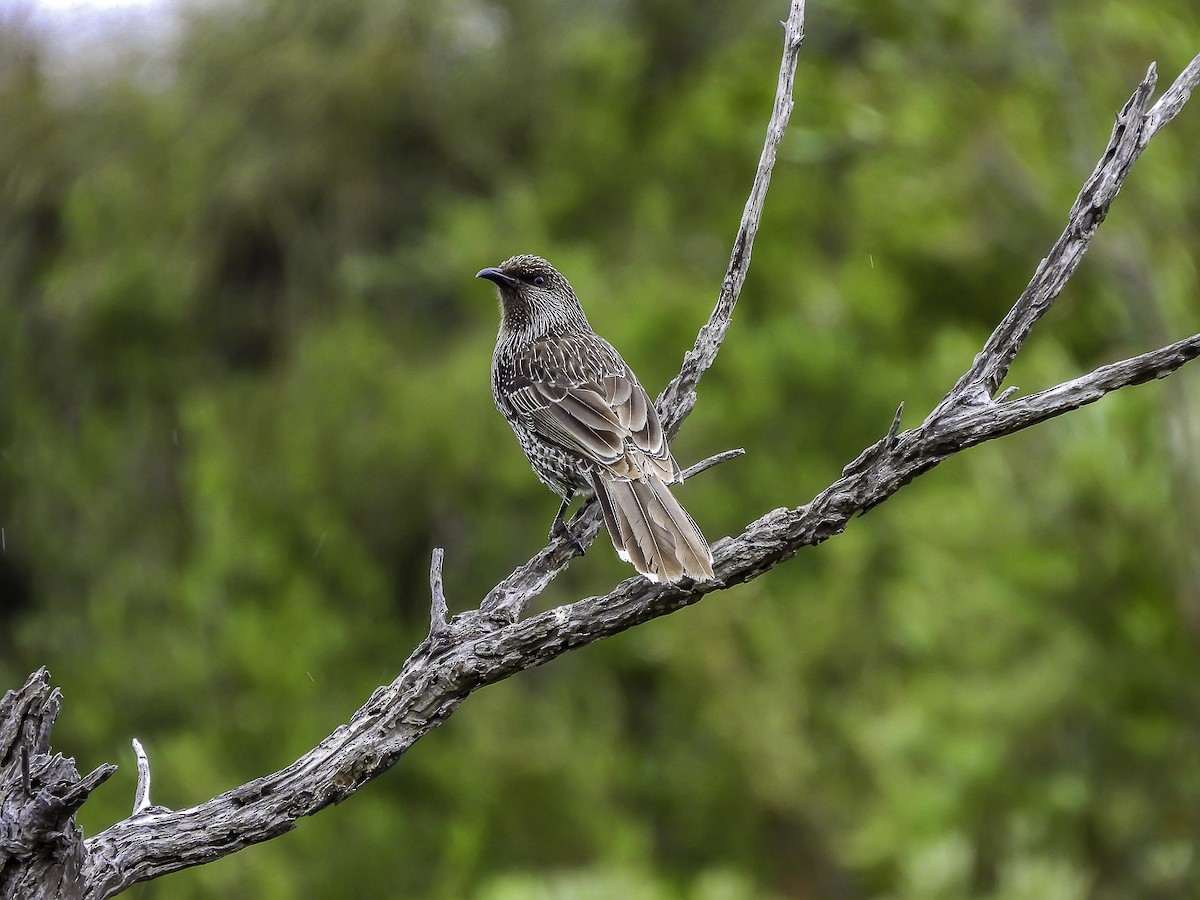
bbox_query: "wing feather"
[501,335,676,480]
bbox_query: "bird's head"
[476,254,587,337]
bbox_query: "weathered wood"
[1,670,115,900]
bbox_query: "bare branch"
[657,0,807,437]
[927,52,1200,428]
[129,740,161,817]
[679,448,746,482]
[1,670,116,899]
[480,511,605,620]
[428,548,450,637]
[930,70,1155,420]
[929,332,1200,449]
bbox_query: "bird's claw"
[550,518,586,557]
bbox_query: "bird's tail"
[590,470,714,583]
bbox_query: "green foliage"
[2,0,1198,897]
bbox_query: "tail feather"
[631,478,713,579]
[590,470,630,564]
[591,470,714,583]
[624,478,675,580]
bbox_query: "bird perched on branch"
[478,254,714,583]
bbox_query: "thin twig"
[657,0,807,437]
[679,448,745,481]
[428,548,449,637]
[131,739,153,816]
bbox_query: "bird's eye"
[532,275,546,287]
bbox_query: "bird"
[477,253,714,583]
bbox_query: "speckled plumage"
[478,254,713,583]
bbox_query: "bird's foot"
[550,517,586,557]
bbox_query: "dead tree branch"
[3,2,1197,896]
[1,670,116,899]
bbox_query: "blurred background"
[2,0,1199,897]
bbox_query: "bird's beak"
[476,267,518,287]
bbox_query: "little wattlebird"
[477,254,714,583]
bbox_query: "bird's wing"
[503,336,677,481]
